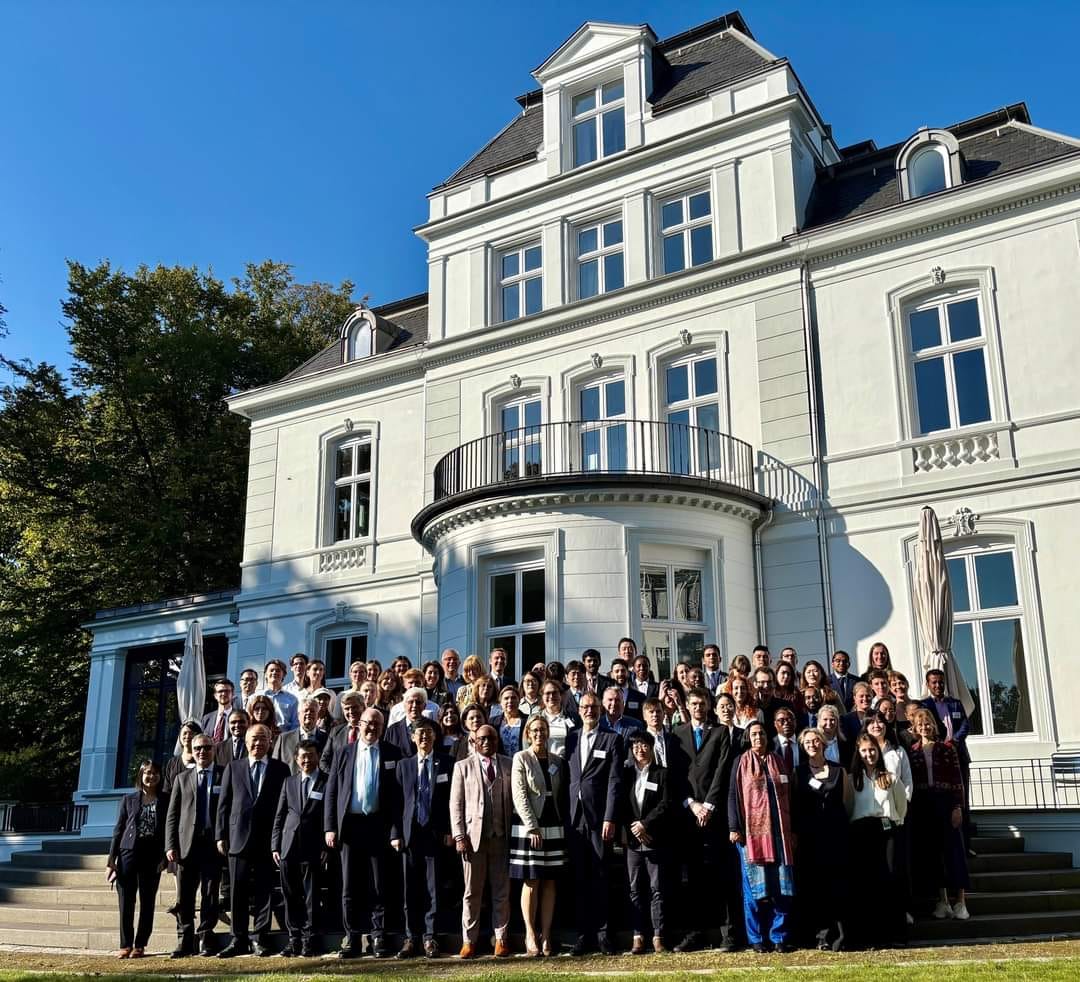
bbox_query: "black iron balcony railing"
[432,418,757,501]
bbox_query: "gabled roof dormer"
[532,21,657,177]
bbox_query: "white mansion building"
[77,11,1080,835]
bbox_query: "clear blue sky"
[3,1,1078,374]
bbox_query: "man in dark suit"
[600,685,644,740]
[671,686,736,952]
[321,690,364,771]
[564,692,622,956]
[640,697,678,769]
[752,668,787,739]
[394,718,453,958]
[272,739,327,957]
[274,697,328,774]
[324,706,403,959]
[384,687,429,757]
[630,654,660,701]
[215,723,290,957]
[829,650,861,711]
[214,710,250,768]
[921,668,973,848]
[701,644,727,694]
[202,679,240,743]
[165,735,224,958]
[581,649,611,697]
[488,646,515,692]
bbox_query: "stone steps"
[908,909,1080,943]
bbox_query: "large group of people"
[107,640,974,960]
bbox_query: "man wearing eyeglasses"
[165,734,225,958]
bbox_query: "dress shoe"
[253,941,272,957]
[598,935,616,956]
[371,937,391,959]
[653,936,667,954]
[199,936,218,957]
[570,937,594,956]
[493,939,510,957]
[775,942,795,953]
[396,938,416,959]
[130,948,145,959]
[630,935,645,955]
[423,938,439,959]
[218,910,232,926]
[170,946,193,959]
[278,941,299,958]
[459,942,477,959]
[751,942,770,954]
[217,940,251,958]
[718,938,740,953]
[674,931,701,953]
[300,941,317,957]
[336,944,362,960]
[115,948,132,959]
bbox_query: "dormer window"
[338,306,402,362]
[897,129,963,201]
[571,78,625,168]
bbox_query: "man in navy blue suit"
[272,739,327,957]
[564,691,622,956]
[828,650,861,710]
[393,718,453,959]
[324,707,403,960]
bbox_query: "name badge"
[549,763,559,776]
[808,778,823,791]
[543,790,553,798]
[627,700,639,710]
[211,786,221,794]
[778,774,789,784]
[593,749,607,760]
[951,711,962,719]
[565,719,575,728]
[645,781,659,791]
[309,790,324,801]
[383,760,397,771]
[436,773,449,784]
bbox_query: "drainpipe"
[799,258,836,653]
[752,507,775,643]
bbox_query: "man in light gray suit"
[449,725,513,959]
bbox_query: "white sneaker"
[932,900,953,919]
[952,902,970,921]
[905,912,914,925]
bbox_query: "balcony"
[412,418,769,543]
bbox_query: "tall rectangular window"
[908,294,991,434]
[487,565,546,679]
[578,376,627,472]
[499,397,542,480]
[324,632,368,686]
[499,243,542,322]
[661,189,713,273]
[333,433,372,542]
[571,78,625,168]
[665,353,721,474]
[576,218,624,299]
[640,563,705,680]
[946,548,1032,736]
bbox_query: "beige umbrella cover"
[914,506,976,716]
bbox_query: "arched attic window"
[340,307,376,362]
[897,128,963,201]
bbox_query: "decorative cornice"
[419,487,763,550]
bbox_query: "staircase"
[0,832,1077,952]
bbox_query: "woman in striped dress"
[511,715,568,956]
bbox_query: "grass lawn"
[0,940,1079,981]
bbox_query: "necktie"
[808,713,817,729]
[694,727,703,751]
[484,758,495,785]
[348,728,358,745]
[251,760,263,796]
[233,739,242,760]
[214,713,226,743]
[783,741,794,771]
[196,770,209,830]
[364,747,378,812]
[301,776,310,806]
[418,759,431,827]
[653,734,665,767]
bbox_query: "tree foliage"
[0,262,354,797]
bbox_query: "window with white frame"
[640,562,706,680]
[660,189,713,273]
[487,564,546,679]
[578,375,627,472]
[946,546,1032,736]
[664,352,722,474]
[908,145,949,198]
[576,218,624,300]
[906,292,992,434]
[499,243,542,322]
[331,433,373,543]
[498,395,543,480]
[323,630,368,687]
[347,319,373,360]
[570,78,625,168]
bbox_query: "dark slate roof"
[280,295,429,383]
[805,106,1080,229]
[437,11,774,190]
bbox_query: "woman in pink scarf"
[727,721,796,953]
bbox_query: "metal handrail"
[432,418,757,501]
[968,757,1080,810]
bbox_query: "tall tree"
[0,262,354,797]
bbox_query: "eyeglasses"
[192,745,213,753]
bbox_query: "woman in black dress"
[794,726,851,950]
[510,715,568,957]
[107,760,168,958]
[162,720,202,793]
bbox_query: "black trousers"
[626,846,665,937]
[228,848,275,943]
[847,818,905,948]
[280,853,322,943]
[176,832,221,946]
[116,842,162,949]
[340,813,388,942]
[568,816,609,940]
[679,819,737,940]
[402,824,439,940]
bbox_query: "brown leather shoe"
[423,938,439,959]
[653,936,667,953]
[631,935,645,955]
[115,948,132,959]
[493,939,511,957]
[459,942,477,959]
[130,948,145,959]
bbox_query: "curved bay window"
[332,433,373,543]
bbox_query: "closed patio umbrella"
[914,505,975,716]
[175,621,207,752]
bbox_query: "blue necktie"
[364,747,378,813]
[694,727,703,751]
[418,759,431,827]
[251,760,263,796]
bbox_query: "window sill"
[908,421,1009,475]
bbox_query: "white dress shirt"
[349,742,379,814]
[634,764,650,810]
